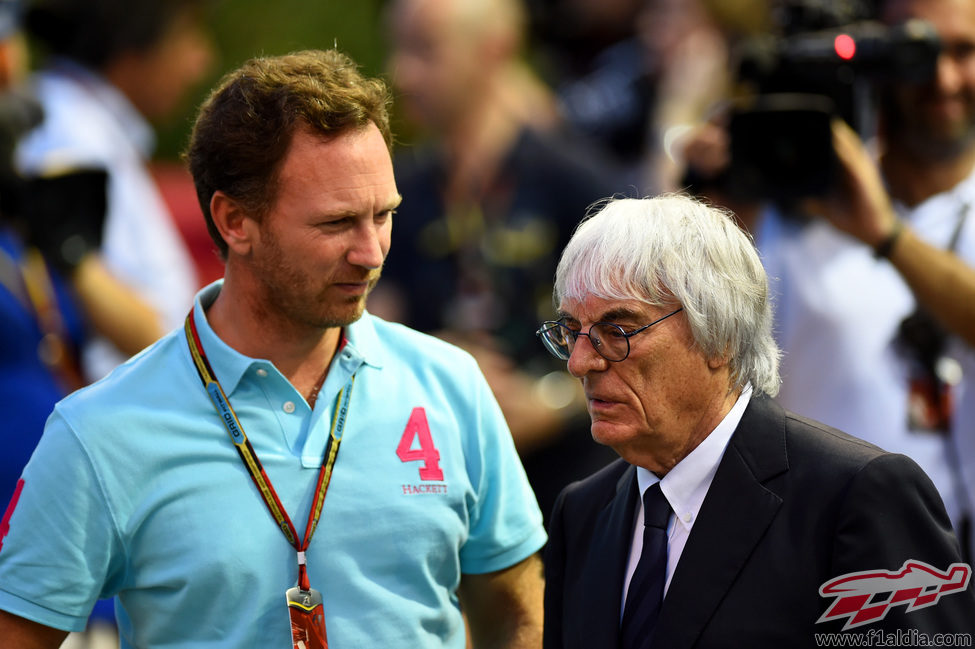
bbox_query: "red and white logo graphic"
[817,559,971,630]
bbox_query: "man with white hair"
[541,194,974,649]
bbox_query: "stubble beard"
[883,86,975,162]
[321,275,381,328]
[252,230,382,332]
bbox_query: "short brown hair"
[185,49,393,258]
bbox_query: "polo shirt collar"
[343,309,386,371]
[188,280,384,395]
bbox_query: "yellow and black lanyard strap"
[184,310,354,591]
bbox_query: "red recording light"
[834,34,856,60]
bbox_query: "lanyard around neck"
[184,310,354,590]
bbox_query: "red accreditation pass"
[287,587,328,649]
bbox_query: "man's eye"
[947,42,975,61]
[321,217,352,227]
[560,320,580,333]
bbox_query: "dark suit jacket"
[544,395,975,649]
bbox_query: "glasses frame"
[536,307,684,362]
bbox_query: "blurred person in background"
[635,0,731,193]
[15,0,215,381]
[681,0,975,560]
[525,0,731,193]
[0,1,173,647]
[377,0,620,523]
[526,0,653,186]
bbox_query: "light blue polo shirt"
[0,281,546,648]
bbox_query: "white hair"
[554,194,781,396]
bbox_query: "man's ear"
[707,350,731,370]
[210,191,257,256]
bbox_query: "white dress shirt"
[621,383,753,614]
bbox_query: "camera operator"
[15,0,214,381]
[683,0,975,561]
[0,0,166,643]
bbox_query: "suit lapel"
[572,464,640,649]
[651,396,789,649]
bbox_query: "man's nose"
[935,50,966,95]
[347,224,386,270]
[566,332,609,378]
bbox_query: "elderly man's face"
[559,294,733,474]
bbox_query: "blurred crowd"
[2,0,974,645]
[0,1,214,646]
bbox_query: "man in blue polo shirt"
[0,49,546,648]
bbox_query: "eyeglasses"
[536,308,683,362]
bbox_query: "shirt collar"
[637,383,753,531]
[343,308,386,371]
[187,279,384,395]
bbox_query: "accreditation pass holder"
[287,551,327,649]
[185,310,355,649]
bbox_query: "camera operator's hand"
[682,121,730,181]
[807,119,975,348]
[804,119,900,249]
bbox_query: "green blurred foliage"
[154,0,391,160]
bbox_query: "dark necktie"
[620,482,671,649]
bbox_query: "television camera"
[724,0,941,205]
[0,88,107,274]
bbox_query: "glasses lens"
[540,323,571,360]
[591,323,628,361]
